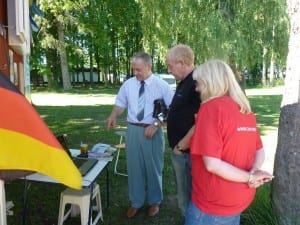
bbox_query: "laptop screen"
[55,134,98,176]
[72,157,98,176]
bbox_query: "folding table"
[21,148,113,225]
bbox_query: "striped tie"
[137,81,145,121]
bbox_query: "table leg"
[87,183,94,225]
[0,180,7,225]
[106,166,109,208]
[22,180,31,225]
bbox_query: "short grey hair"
[131,52,152,65]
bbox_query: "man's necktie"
[137,81,145,121]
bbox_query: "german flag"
[0,72,82,189]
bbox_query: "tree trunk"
[94,46,101,83]
[89,45,93,85]
[104,45,109,84]
[262,47,267,86]
[57,22,72,90]
[110,30,117,84]
[269,24,276,87]
[269,56,275,86]
[76,64,79,84]
[272,1,300,225]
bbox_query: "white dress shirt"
[115,74,174,124]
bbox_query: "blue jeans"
[184,202,241,225]
[171,150,191,216]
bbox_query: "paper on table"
[89,143,112,158]
[91,143,111,153]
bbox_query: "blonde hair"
[167,44,194,66]
[193,59,251,114]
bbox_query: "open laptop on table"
[72,157,98,176]
[56,134,98,176]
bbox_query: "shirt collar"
[135,74,154,86]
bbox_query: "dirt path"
[245,86,283,174]
[260,130,277,173]
[31,93,116,106]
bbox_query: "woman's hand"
[248,169,274,188]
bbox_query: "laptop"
[56,134,98,176]
[72,157,98,176]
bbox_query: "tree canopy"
[31,0,289,89]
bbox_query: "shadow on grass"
[248,95,282,135]
[35,104,123,147]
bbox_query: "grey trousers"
[126,123,165,208]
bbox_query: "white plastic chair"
[114,130,128,176]
[57,183,103,225]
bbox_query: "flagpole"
[0,179,7,225]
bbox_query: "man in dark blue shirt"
[166,44,201,219]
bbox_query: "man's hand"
[106,116,116,129]
[144,125,158,138]
[105,106,124,130]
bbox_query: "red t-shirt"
[190,96,263,216]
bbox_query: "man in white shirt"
[106,52,174,218]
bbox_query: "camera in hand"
[153,99,168,122]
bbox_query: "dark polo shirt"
[167,72,201,149]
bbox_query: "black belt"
[128,122,151,127]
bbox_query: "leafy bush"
[242,183,278,225]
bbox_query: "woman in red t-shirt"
[184,60,273,225]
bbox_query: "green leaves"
[31,0,289,87]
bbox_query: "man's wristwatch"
[153,121,160,127]
[175,144,183,152]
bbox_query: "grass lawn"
[5,85,282,225]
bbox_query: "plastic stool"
[57,183,103,225]
[114,130,128,176]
